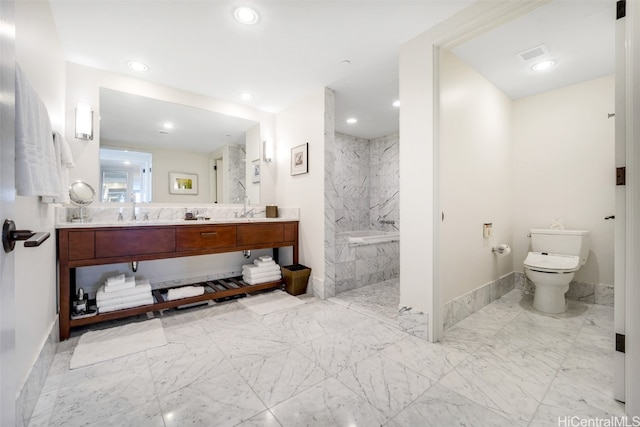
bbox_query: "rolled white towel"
[98,296,154,314]
[104,275,136,293]
[254,259,276,267]
[243,274,282,285]
[167,286,205,301]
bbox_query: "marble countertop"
[56,205,299,229]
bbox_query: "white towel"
[258,256,272,262]
[15,64,60,198]
[242,274,282,285]
[242,264,281,275]
[96,281,152,304]
[254,259,276,267]
[41,131,75,204]
[104,276,136,293]
[166,286,205,301]
[97,292,153,308]
[98,296,154,314]
[243,269,282,280]
[106,274,126,286]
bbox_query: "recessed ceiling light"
[393,100,400,108]
[346,118,357,124]
[127,61,149,72]
[162,122,174,130]
[531,60,556,72]
[341,60,351,66]
[123,161,131,165]
[238,92,254,101]
[234,7,259,25]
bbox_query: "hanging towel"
[41,131,75,203]
[15,64,61,198]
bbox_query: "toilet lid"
[524,252,580,272]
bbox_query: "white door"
[0,1,17,424]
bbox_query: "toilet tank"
[530,229,590,265]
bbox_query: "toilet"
[523,228,590,314]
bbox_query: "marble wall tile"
[594,283,614,307]
[18,320,59,427]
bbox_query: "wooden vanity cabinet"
[57,221,299,340]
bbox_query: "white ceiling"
[49,0,616,141]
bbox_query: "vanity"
[57,218,299,340]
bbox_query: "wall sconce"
[75,103,93,140]
[263,138,274,163]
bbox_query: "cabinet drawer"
[237,223,285,246]
[95,228,175,258]
[176,226,237,251]
[68,231,95,260]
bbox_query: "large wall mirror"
[99,88,261,204]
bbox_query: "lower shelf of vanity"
[69,276,283,328]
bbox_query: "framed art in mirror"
[252,159,260,183]
[169,172,198,195]
[291,143,308,176]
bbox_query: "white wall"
[15,0,65,397]
[512,75,615,286]
[246,124,261,204]
[275,88,327,285]
[152,149,211,203]
[440,50,513,303]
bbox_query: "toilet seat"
[524,252,580,273]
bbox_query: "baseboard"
[16,317,59,427]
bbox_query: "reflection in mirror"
[99,148,152,202]
[99,88,260,204]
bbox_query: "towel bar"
[2,219,51,253]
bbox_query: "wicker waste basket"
[281,264,311,296]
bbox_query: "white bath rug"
[70,318,167,369]
[239,290,306,315]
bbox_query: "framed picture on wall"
[169,172,198,195]
[291,143,308,176]
[252,159,260,183]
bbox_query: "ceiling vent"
[516,44,550,63]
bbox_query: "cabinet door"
[176,226,237,251]
[95,228,175,258]
[68,231,95,260]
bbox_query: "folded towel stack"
[167,285,205,301]
[242,256,282,285]
[97,276,153,314]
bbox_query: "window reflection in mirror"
[99,148,152,202]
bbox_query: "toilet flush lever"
[2,219,51,253]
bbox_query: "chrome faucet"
[235,196,254,218]
[130,194,137,221]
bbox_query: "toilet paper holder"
[492,244,511,255]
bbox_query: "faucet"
[130,194,137,221]
[235,196,254,218]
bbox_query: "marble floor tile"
[231,347,329,407]
[29,285,623,427]
[148,341,234,395]
[270,377,388,427]
[159,370,267,427]
[48,355,157,426]
[386,384,514,427]
[336,352,433,416]
[380,336,469,382]
[438,354,545,425]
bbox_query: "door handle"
[2,219,51,253]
